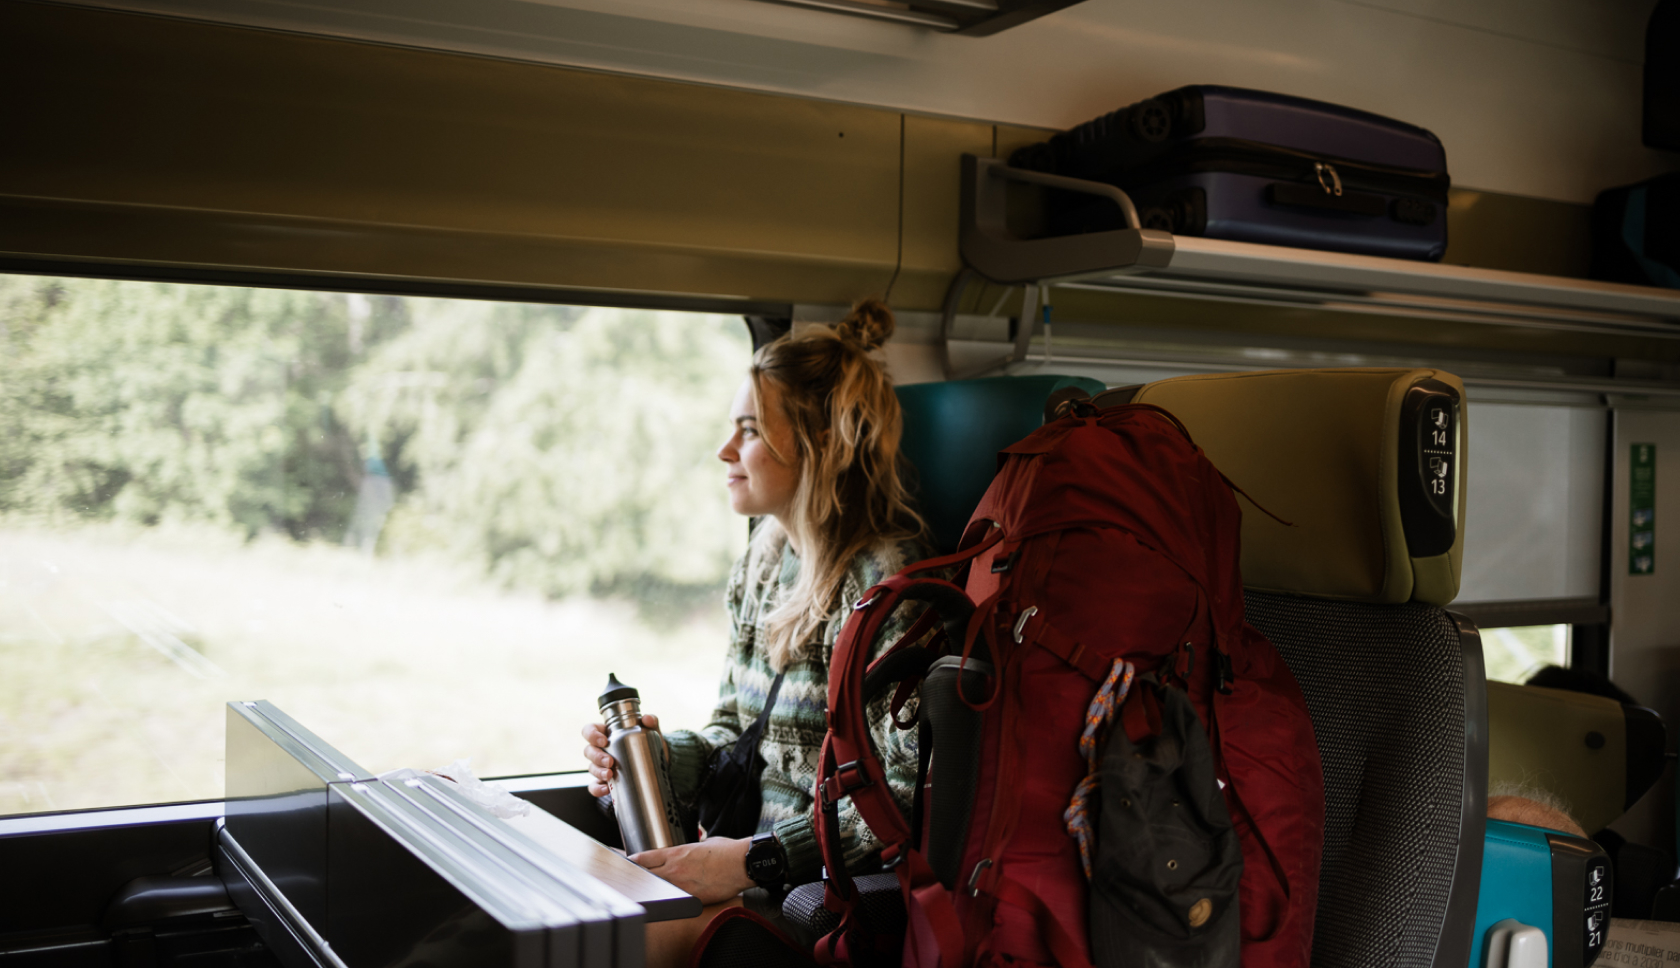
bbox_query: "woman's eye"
[740,425,757,438]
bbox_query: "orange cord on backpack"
[1063,658,1136,881]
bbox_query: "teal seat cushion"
[896,375,1106,555]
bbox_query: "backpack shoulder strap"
[817,572,974,887]
[814,534,1003,968]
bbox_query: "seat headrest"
[1126,368,1467,606]
[897,375,1106,555]
[1486,682,1661,835]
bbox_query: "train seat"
[1486,680,1667,840]
[896,374,1106,555]
[1485,678,1668,919]
[788,369,1612,968]
[1121,368,1610,968]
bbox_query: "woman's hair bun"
[834,298,895,352]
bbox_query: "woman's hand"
[631,837,754,905]
[580,714,660,798]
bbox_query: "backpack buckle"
[881,844,903,870]
[821,760,874,806]
[1012,606,1039,644]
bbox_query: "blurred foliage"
[347,298,751,601]
[0,277,386,538]
[0,275,752,604]
[1483,625,1570,684]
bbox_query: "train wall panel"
[47,0,1677,206]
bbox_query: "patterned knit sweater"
[664,532,929,886]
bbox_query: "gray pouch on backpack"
[1091,679,1243,968]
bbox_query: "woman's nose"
[717,434,738,463]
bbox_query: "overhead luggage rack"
[953,154,1680,371]
[1061,236,1680,340]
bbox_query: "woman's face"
[718,378,800,521]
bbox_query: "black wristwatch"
[744,832,788,893]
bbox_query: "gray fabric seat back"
[1245,592,1486,968]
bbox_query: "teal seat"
[896,375,1106,555]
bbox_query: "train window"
[0,274,751,816]
[1457,400,1606,603]
[1482,624,1572,685]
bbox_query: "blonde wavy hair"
[748,299,926,670]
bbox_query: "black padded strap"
[739,672,786,752]
[920,654,994,889]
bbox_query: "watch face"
[747,836,783,883]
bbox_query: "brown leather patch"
[1188,897,1212,928]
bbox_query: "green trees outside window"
[0,275,751,814]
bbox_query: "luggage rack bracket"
[947,154,1173,379]
[958,153,1174,288]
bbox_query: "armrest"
[782,874,904,940]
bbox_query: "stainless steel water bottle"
[598,673,687,855]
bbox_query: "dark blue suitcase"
[1012,85,1451,261]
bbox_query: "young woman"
[581,299,930,962]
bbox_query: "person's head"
[719,377,800,521]
[715,298,924,669]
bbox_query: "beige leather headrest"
[1130,368,1466,606]
[1487,682,1627,834]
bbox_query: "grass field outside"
[0,522,732,815]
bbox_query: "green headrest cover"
[897,375,1106,555]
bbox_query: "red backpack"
[812,403,1324,968]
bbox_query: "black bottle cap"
[599,673,639,707]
